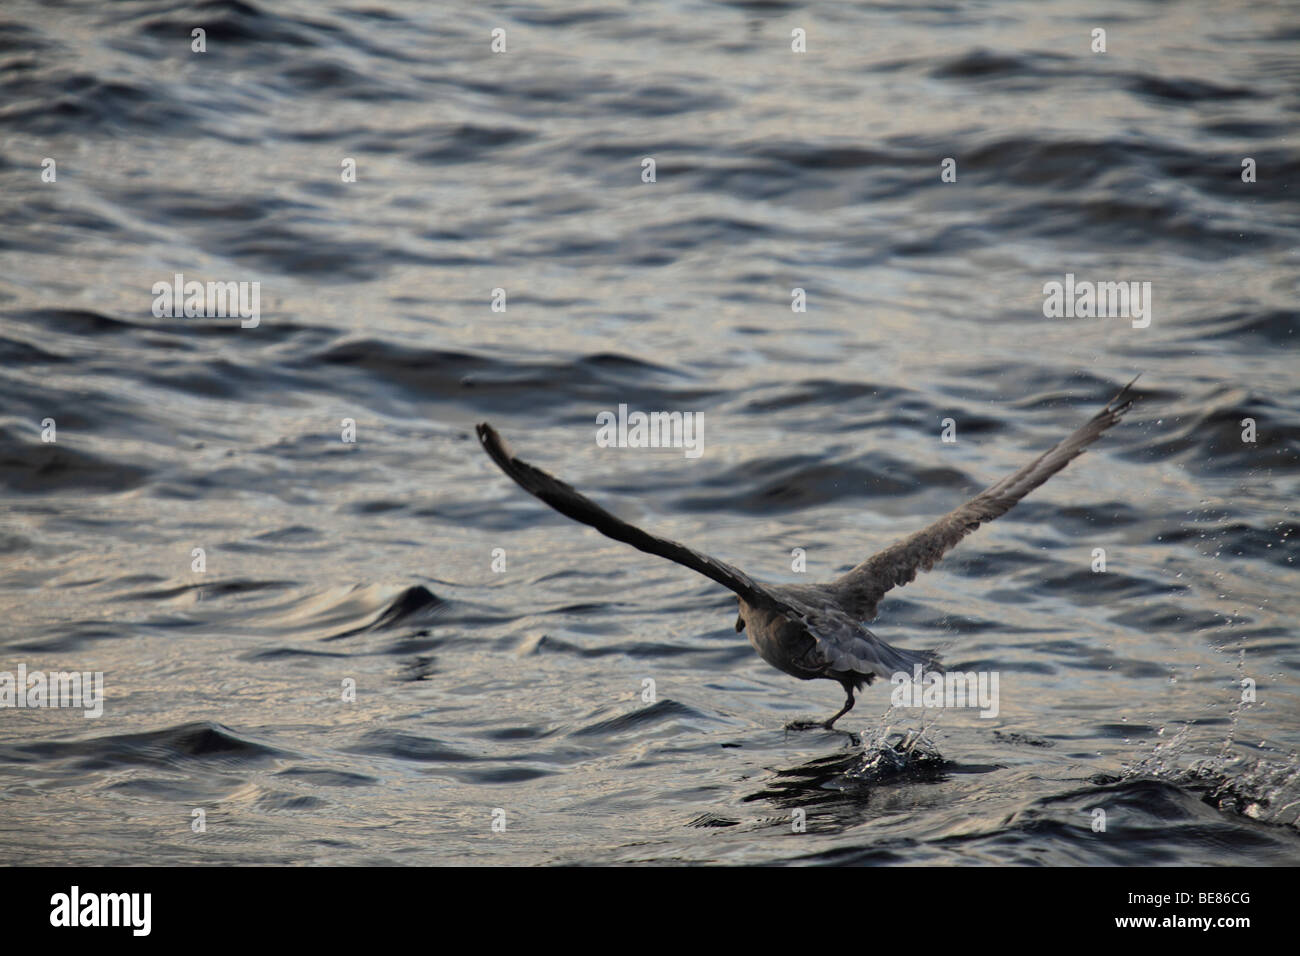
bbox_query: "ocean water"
[0,0,1297,865]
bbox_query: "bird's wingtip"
[475,422,518,467]
[1108,373,1142,414]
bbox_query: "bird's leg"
[822,686,856,730]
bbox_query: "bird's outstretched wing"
[475,423,789,613]
[830,379,1138,622]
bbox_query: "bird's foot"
[784,719,859,743]
[785,718,851,732]
[784,719,825,731]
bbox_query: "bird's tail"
[871,636,944,678]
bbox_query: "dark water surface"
[1,0,1298,865]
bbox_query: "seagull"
[476,380,1136,730]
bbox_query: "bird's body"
[739,589,833,683]
[476,380,1136,729]
[733,587,930,727]
[736,583,936,682]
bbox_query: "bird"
[475,379,1136,730]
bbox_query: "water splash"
[847,709,947,782]
[1121,714,1300,830]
